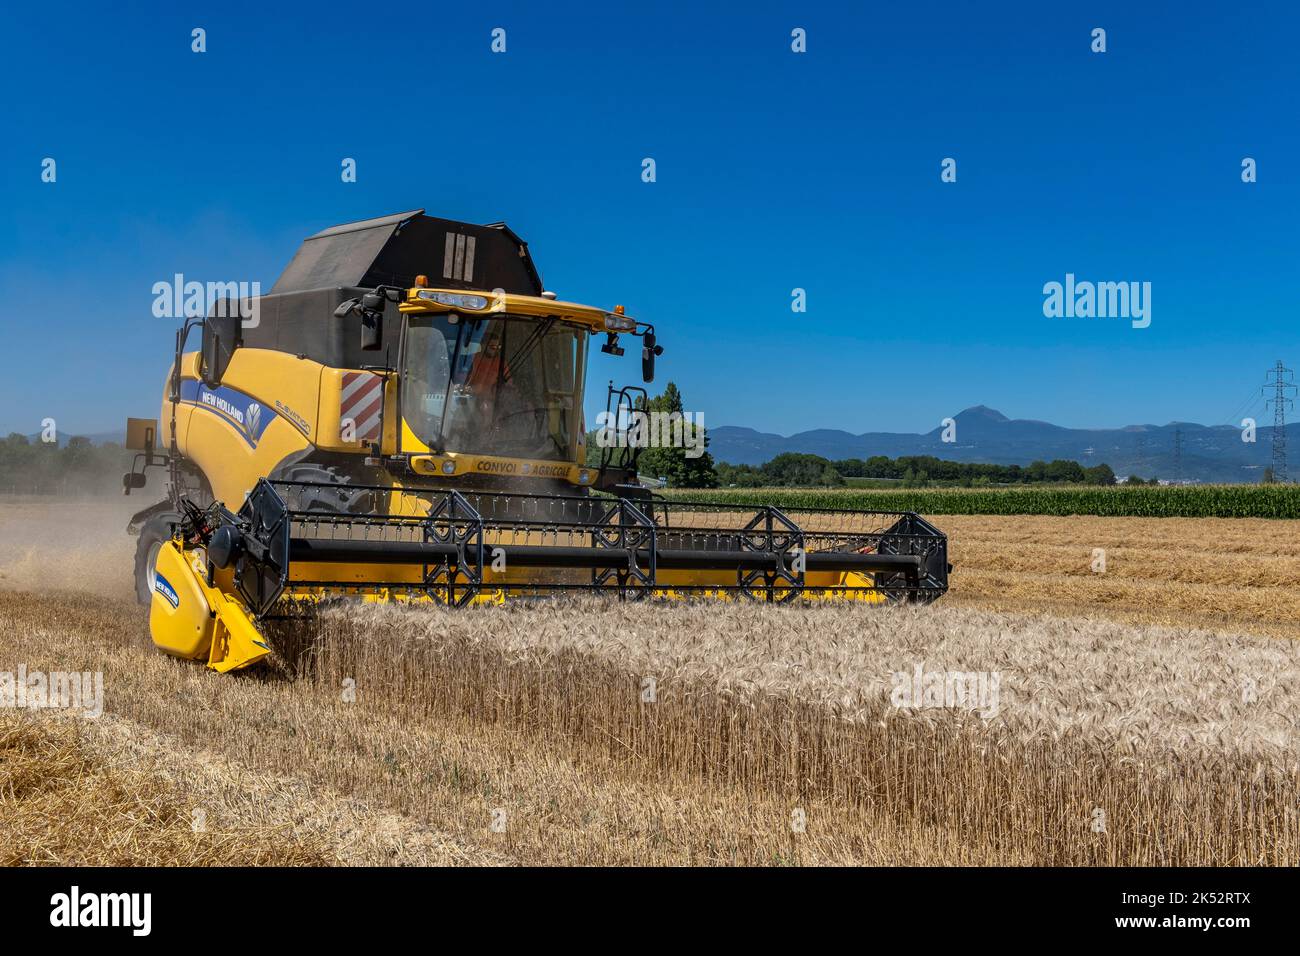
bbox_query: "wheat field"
[1,498,1296,865]
[939,514,1300,639]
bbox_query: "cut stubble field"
[0,497,1296,865]
[940,513,1300,640]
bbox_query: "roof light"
[417,290,489,310]
[414,275,429,287]
[441,460,456,475]
[604,313,635,331]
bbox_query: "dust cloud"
[0,496,140,600]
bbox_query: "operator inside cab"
[455,328,514,442]
[404,314,584,462]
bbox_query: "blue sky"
[1,1,1296,437]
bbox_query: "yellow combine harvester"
[124,210,950,672]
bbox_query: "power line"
[1264,360,1296,483]
[1220,385,1264,428]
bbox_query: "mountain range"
[709,406,1298,483]
[22,406,1297,484]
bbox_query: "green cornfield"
[660,484,1300,518]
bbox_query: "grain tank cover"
[269,209,543,296]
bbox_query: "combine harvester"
[123,211,950,672]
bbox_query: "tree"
[715,461,765,487]
[761,453,843,487]
[1082,463,1116,486]
[0,434,133,495]
[1045,459,1086,483]
[64,435,94,470]
[633,382,718,488]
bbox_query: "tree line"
[585,383,1119,489]
[0,434,134,495]
[715,453,1118,488]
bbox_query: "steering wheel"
[491,408,568,455]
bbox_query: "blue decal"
[179,380,276,447]
[154,573,180,608]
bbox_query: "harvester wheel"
[134,512,180,605]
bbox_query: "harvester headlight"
[604,313,636,331]
[442,460,456,475]
[578,469,591,484]
[417,291,489,310]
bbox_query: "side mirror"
[201,304,243,387]
[361,310,383,351]
[336,294,385,350]
[122,472,147,491]
[641,331,663,383]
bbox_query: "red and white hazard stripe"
[340,371,383,443]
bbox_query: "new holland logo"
[180,380,275,447]
[200,389,244,425]
[154,574,179,609]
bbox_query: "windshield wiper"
[432,318,476,454]
[502,317,556,383]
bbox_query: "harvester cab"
[124,210,950,673]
